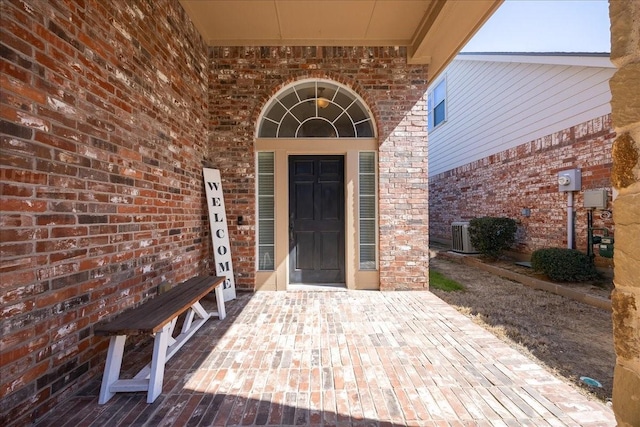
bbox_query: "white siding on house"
[428,54,615,177]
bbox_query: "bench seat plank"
[95,275,226,404]
[95,275,224,336]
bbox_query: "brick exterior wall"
[429,114,615,262]
[378,99,429,289]
[1,0,210,424]
[208,47,430,290]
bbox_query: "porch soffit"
[178,0,502,80]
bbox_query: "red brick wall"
[379,99,430,289]
[208,47,430,290]
[1,0,209,424]
[429,114,615,262]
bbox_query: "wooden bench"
[94,275,226,404]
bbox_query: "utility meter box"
[584,189,608,209]
[599,236,614,258]
[558,169,582,192]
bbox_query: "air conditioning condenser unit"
[451,222,478,254]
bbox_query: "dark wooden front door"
[289,155,345,283]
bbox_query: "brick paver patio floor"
[37,290,615,426]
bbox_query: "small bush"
[468,217,517,260]
[531,248,600,282]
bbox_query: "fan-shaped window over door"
[258,80,374,138]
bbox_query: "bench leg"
[182,308,196,333]
[166,317,178,347]
[147,323,171,403]
[98,335,126,404]
[214,285,226,320]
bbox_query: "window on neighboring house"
[428,77,446,130]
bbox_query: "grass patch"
[429,269,464,291]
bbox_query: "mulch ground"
[429,253,615,403]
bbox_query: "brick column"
[378,98,429,290]
[609,1,640,425]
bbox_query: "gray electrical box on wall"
[558,169,582,192]
[584,189,608,209]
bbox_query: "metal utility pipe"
[587,208,593,258]
[567,191,574,249]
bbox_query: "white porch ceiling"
[179,0,502,79]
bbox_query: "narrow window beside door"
[359,152,377,270]
[257,152,275,270]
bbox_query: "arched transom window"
[258,80,375,138]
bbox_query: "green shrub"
[531,248,600,282]
[468,217,517,260]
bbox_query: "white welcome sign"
[203,168,236,301]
